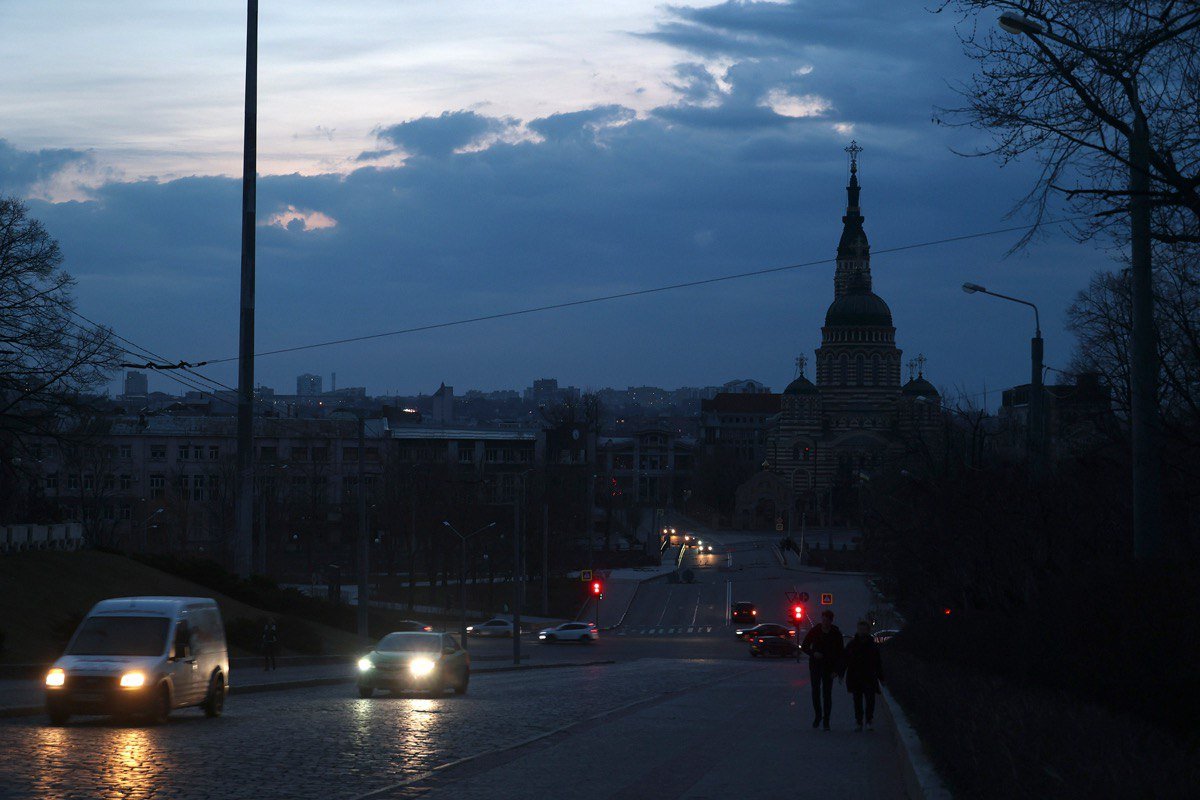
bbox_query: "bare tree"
[939,1,1200,246]
[1,197,118,497]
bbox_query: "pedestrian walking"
[801,609,844,730]
[262,620,279,671]
[844,620,885,731]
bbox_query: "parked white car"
[537,622,598,643]
[466,618,514,638]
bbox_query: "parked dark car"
[750,635,797,658]
[731,601,758,623]
[734,623,795,641]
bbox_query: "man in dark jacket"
[262,620,279,671]
[844,620,885,730]
[801,609,844,730]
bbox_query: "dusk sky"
[0,1,1114,403]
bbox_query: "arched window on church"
[838,354,848,384]
[871,354,881,386]
[855,354,865,385]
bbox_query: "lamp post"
[962,282,1044,470]
[441,520,495,649]
[996,10,1160,557]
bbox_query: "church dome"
[902,375,938,397]
[784,375,819,395]
[824,291,893,327]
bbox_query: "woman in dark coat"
[844,620,885,730]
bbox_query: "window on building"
[150,445,166,461]
[459,445,474,463]
[292,446,309,461]
[178,445,190,460]
[149,474,165,498]
[365,447,380,461]
[174,474,188,492]
[119,504,131,521]
[120,474,132,490]
[67,474,79,490]
[260,446,277,460]
[208,446,220,460]
[312,447,329,462]
[192,445,203,460]
[46,473,58,490]
[344,447,358,461]
[102,474,114,491]
[485,448,499,463]
[192,475,206,502]
[120,444,132,459]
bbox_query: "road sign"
[798,591,810,602]
[784,590,799,602]
[580,570,592,582]
[820,592,833,605]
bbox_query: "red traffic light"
[792,605,804,621]
[942,607,952,616]
[592,581,603,596]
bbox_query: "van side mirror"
[173,642,190,660]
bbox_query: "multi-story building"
[699,392,781,466]
[122,371,149,399]
[296,373,323,396]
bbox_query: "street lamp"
[442,521,496,649]
[995,10,1160,557]
[961,282,1044,469]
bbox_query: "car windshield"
[66,616,169,657]
[377,633,440,653]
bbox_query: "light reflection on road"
[30,724,161,800]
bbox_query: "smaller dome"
[784,375,819,396]
[902,376,938,397]
[825,291,893,327]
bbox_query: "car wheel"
[46,704,70,726]
[202,673,225,718]
[146,685,170,725]
[358,686,374,698]
[454,673,469,695]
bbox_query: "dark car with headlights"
[734,622,794,641]
[750,635,798,658]
[356,632,469,697]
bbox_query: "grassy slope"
[0,550,370,664]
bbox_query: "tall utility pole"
[1129,117,1162,559]
[233,0,258,578]
[512,488,522,666]
[541,500,549,616]
[357,416,368,638]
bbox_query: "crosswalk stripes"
[615,626,718,636]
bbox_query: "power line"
[195,215,1091,365]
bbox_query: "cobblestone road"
[0,660,745,800]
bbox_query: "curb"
[0,660,618,721]
[880,686,953,799]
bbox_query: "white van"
[44,596,229,725]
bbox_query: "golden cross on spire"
[915,353,927,378]
[795,354,807,377]
[906,358,917,381]
[845,140,863,173]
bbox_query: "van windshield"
[67,616,170,657]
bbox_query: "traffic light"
[793,605,804,622]
[592,580,603,597]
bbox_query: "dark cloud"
[374,110,504,159]
[0,138,92,195]
[528,106,634,143]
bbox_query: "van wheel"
[454,673,469,695]
[203,674,225,718]
[358,686,374,698]
[147,686,171,725]
[46,705,70,726]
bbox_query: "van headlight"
[119,671,146,688]
[409,658,436,677]
[45,668,66,688]
[357,657,374,672]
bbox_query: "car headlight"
[119,671,146,688]
[357,657,374,672]
[45,668,66,688]
[538,634,547,640]
[409,658,436,677]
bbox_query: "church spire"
[834,140,871,298]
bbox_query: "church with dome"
[733,143,944,529]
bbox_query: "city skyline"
[2,1,1105,408]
